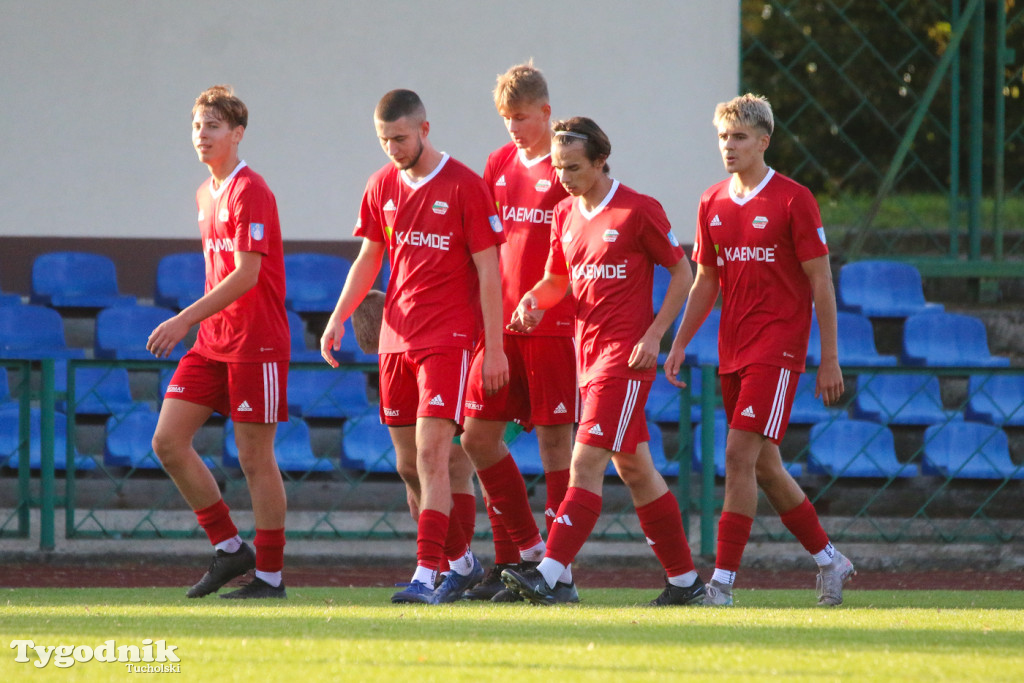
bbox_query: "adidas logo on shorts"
[588,424,604,436]
[741,405,756,418]
[237,400,253,412]
[429,394,445,407]
[553,402,567,415]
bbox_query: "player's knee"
[151,430,184,468]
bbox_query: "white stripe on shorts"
[454,349,470,423]
[765,367,790,441]
[612,379,641,453]
[262,362,279,423]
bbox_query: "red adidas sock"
[486,497,521,565]
[779,497,830,555]
[452,492,477,543]
[253,528,286,573]
[544,487,602,567]
[544,468,570,538]
[635,491,695,576]
[715,511,754,572]
[475,455,543,550]
[194,499,238,546]
[417,509,448,570]
[442,502,469,561]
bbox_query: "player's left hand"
[481,349,510,396]
[627,332,660,370]
[815,357,844,406]
[146,315,189,358]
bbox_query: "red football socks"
[636,491,695,576]
[476,454,543,550]
[715,511,754,572]
[779,497,830,555]
[544,468,570,537]
[253,527,286,573]
[544,487,602,567]
[194,499,238,546]
[417,508,448,570]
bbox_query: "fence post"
[699,365,717,556]
[39,359,56,551]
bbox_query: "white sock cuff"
[214,535,242,554]
[667,570,699,588]
[536,558,565,589]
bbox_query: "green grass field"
[2,587,1023,682]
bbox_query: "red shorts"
[720,364,799,445]
[464,335,578,427]
[576,376,651,455]
[378,347,471,427]
[165,350,288,423]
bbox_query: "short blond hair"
[494,60,549,110]
[713,93,774,136]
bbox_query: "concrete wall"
[0,0,738,256]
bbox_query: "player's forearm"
[526,273,570,311]
[475,251,505,351]
[803,255,840,363]
[668,268,718,352]
[648,259,694,340]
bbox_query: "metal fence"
[2,358,1021,553]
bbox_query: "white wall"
[0,0,738,244]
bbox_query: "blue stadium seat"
[224,416,332,473]
[901,312,1009,368]
[808,419,916,478]
[692,410,801,477]
[835,311,897,367]
[645,421,677,476]
[922,421,1024,480]
[284,253,351,313]
[57,366,136,416]
[0,408,96,471]
[95,304,184,360]
[852,373,957,425]
[341,417,396,472]
[0,366,11,406]
[674,307,720,366]
[31,251,136,308]
[645,370,702,424]
[965,374,1024,427]
[287,368,372,419]
[505,428,545,476]
[789,372,845,425]
[154,252,206,310]
[0,304,86,360]
[287,311,323,363]
[837,260,943,318]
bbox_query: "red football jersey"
[692,169,829,374]
[356,154,505,353]
[483,142,573,337]
[192,163,290,363]
[547,181,685,384]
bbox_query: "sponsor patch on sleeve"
[817,227,827,244]
[668,231,680,247]
[249,223,265,241]
[488,215,503,233]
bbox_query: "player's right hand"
[508,293,544,333]
[319,317,345,368]
[663,348,689,389]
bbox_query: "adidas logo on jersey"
[555,514,573,526]
[741,405,756,418]
[646,536,656,547]
[495,175,507,187]
[710,214,722,227]
[588,424,604,436]
[237,400,253,412]
[383,199,396,211]
[429,394,445,407]
[553,402,567,415]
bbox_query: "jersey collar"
[208,160,248,199]
[728,167,774,206]
[401,153,449,190]
[578,179,620,220]
[517,147,551,169]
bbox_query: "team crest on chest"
[752,216,768,230]
[602,229,619,243]
[218,208,229,223]
[534,178,552,192]
[432,201,449,215]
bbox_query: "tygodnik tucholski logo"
[10,638,181,672]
